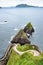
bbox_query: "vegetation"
[6,22,42,65]
[26,22,33,30]
[17,44,39,52]
[6,49,20,65]
[6,49,43,65]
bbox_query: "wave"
[9,28,18,44]
[10,35,15,42]
[14,28,18,31]
[0,22,7,24]
[21,24,26,29]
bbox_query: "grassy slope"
[6,49,20,65]
[17,44,39,52]
[7,48,43,65]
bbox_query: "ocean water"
[0,8,43,58]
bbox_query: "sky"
[0,0,43,7]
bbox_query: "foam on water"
[0,22,7,24]
[10,35,15,41]
[21,24,26,29]
[14,28,18,31]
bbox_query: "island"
[0,22,43,65]
[15,4,38,8]
[4,21,7,22]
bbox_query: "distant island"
[0,7,2,8]
[15,4,38,8]
[1,4,43,9]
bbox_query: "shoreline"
[0,22,42,65]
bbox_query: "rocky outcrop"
[4,21,7,22]
[24,22,34,35]
[11,22,35,44]
[11,29,30,45]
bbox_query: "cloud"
[0,0,43,7]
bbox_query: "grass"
[17,44,39,52]
[6,49,43,65]
[26,22,33,30]
[6,49,20,65]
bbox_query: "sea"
[0,7,43,58]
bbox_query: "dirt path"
[13,44,40,56]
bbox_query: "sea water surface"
[0,7,43,58]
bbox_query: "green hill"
[6,45,43,65]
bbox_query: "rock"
[24,22,34,35]
[18,38,30,45]
[4,21,7,22]
[11,29,30,45]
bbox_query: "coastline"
[0,22,42,65]
[0,39,41,65]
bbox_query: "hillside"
[6,44,43,65]
[15,4,35,8]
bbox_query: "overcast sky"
[0,0,43,7]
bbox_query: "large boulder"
[24,22,34,35]
[11,29,30,45]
